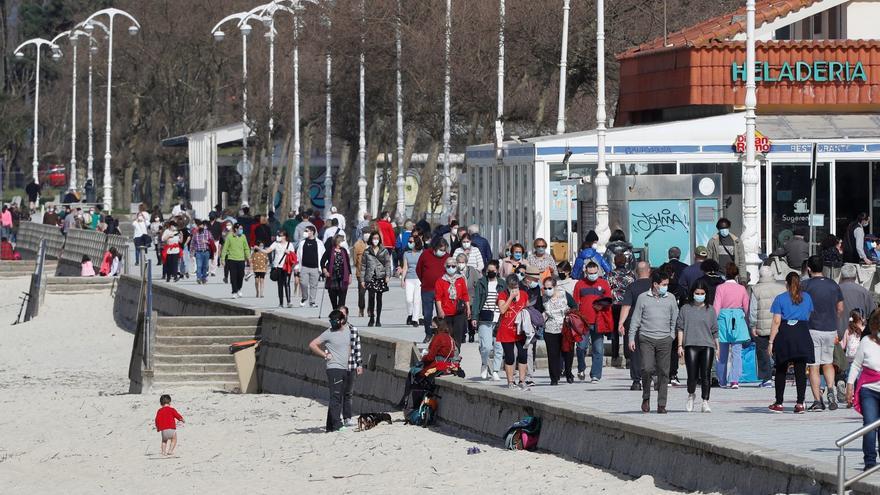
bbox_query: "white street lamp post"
[556,0,570,135]
[395,0,405,221]
[357,0,368,219]
[742,0,760,283]
[83,8,140,212]
[14,37,59,187]
[80,19,109,186]
[442,0,452,220]
[323,15,333,213]
[594,0,611,249]
[292,17,302,211]
[51,30,89,192]
[495,0,505,158]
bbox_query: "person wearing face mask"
[320,235,352,310]
[603,229,635,272]
[521,266,546,385]
[190,220,214,285]
[525,238,558,281]
[573,262,614,382]
[713,263,750,390]
[452,233,484,272]
[843,212,873,265]
[572,231,611,280]
[353,231,370,317]
[259,230,298,307]
[221,223,250,298]
[543,277,573,385]
[706,218,747,284]
[400,236,424,327]
[296,226,325,308]
[555,261,576,295]
[416,238,451,342]
[161,222,182,282]
[473,260,506,380]
[629,270,679,414]
[457,253,484,343]
[676,281,719,413]
[500,243,526,278]
[607,254,636,368]
[293,210,315,243]
[363,232,392,326]
[308,310,353,432]
[132,204,151,266]
[435,258,471,346]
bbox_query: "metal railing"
[128,256,155,389]
[144,260,154,371]
[836,418,880,493]
[23,239,47,322]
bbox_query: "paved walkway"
[156,270,876,480]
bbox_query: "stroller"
[397,357,465,427]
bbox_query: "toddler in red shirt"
[155,394,184,456]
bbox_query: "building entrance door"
[836,162,870,238]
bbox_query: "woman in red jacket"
[497,274,530,390]
[435,257,471,346]
[572,261,614,382]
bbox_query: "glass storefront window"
[680,163,743,240]
[770,162,829,252]
[613,162,676,175]
[548,164,595,243]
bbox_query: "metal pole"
[357,0,368,219]
[70,40,78,191]
[324,22,333,213]
[268,25,275,135]
[442,0,452,220]
[102,16,114,211]
[292,17,302,212]
[32,44,42,185]
[496,0,505,157]
[87,41,94,182]
[395,0,405,221]
[594,0,610,249]
[837,446,846,495]
[809,142,818,256]
[742,0,761,284]
[241,29,250,205]
[556,0,570,135]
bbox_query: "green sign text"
[731,60,867,83]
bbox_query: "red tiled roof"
[619,0,822,59]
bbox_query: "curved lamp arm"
[84,8,141,30]
[13,37,59,57]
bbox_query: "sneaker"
[577,372,586,381]
[524,380,535,387]
[701,400,711,413]
[310,302,318,308]
[480,366,489,380]
[686,394,695,412]
[670,377,682,387]
[507,382,517,390]
[768,403,784,413]
[730,382,739,389]
[344,418,357,428]
[807,400,826,412]
[519,381,531,391]
[837,381,848,403]
[300,299,307,307]
[759,379,774,388]
[827,389,839,411]
[590,377,599,384]
[630,381,642,391]
[286,302,293,308]
[492,371,500,381]
[794,403,806,414]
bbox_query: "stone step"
[153,353,232,364]
[155,315,261,327]
[155,335,252,346]
[0,271,34,277]
[153,344,232,355]
[47,276,114,284]
[154,363,237,374]
[157,325,259,338]
[46,284,113,293]
[153,371,240,383]
[151,381,239,392]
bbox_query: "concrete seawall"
[113,277,876,494]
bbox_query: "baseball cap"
[695,246,709,257]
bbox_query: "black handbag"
[269,267,280,281]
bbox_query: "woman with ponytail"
[767,272,815,414]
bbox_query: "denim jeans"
[421,290,436,339]
[860,387,880,469]
[477,321,503,372]
[575,325,605,379]
[716,342,743,386]
[195,250,210,281]
[753,335,774,381]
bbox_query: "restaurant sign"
[731,61,867,83]
[734,131,771,154]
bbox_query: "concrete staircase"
[45,275,116,294]
[152,315,260,392]
[0,259,57,278]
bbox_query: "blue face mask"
[535,247,546,255]
[587,273,599,282]
[719,228,730,237]
[407,241,415,249]
[693,294,706,303]
[658,286,669,296]
[513,252,523,261]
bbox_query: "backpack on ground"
[405,393,438,427]
[504,416,541,451]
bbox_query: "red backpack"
[562,309,590,353]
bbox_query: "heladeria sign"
[731,60,867,83]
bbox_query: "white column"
[556,0,570,135]
[357,0,368,219]
[395,0,405,220]
[324,47,333,213]
[594,0,610,248]
[268,26,275,135]
[87,42,94,182]
[742,0,761,284]
[495,0,505,157]
[32,45,42,185]
[292,18,302,212]
[69,41,78,191]
[102,16,114,211]
[240,29,250,205]
[441,0,452,220]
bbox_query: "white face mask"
[461,241,471,249]
[371,239,380,246]
[458,263,467,271]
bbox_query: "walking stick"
[318,287,326,318]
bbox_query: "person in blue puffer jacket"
[572,230,612,279]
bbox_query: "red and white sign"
[734,130,771,154]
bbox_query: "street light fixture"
[13,37,60,186]
[77,19,109,188]
[51,28,93,192]
[82,8,141,212]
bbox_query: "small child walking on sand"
[155,394,184,456]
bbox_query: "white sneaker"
[232,293,240,299]
[492,371,500,381]
[344,418,357,428]
[686,394,695,412]
[480,366,489,380]
[701,400,711,413]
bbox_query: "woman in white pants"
[400,236,424,327]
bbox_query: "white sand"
[0,279,712,494]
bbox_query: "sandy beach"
[0,278,715,494]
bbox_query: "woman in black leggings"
[497,274,530,390]
[259,230,295,308]
[676,280,719,413]
[321,235,352,310]
[768,272,815,414]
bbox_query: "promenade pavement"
[152,268,880,482]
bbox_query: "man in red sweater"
[573,261,614,382]
[416,237,450,343]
